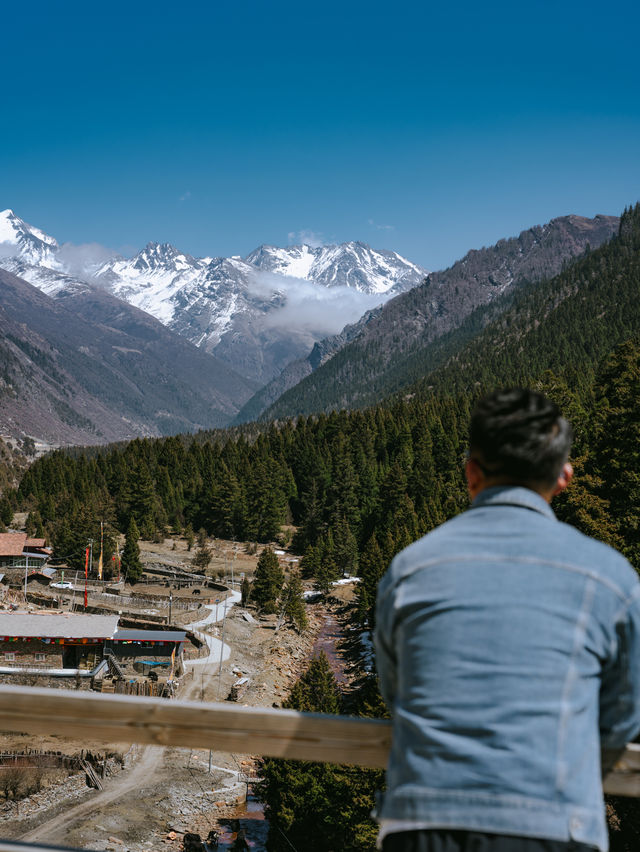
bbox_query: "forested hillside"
[9,204,640,850]
[255,213,618,421]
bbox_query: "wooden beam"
[0,684,636,794]
[603,743,640,796]
[0,684,391,768]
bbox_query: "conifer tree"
[192,540,213,571]
[356,534,385,627]
[333,516,359,578]
[122,517,143,584]
[184,523,195,551]
[257,654,379,850]
[0,497,13,527]
[590,339,640,567]
[241,575,251,606]
[300,542,321,579]
[312,531,340,594]
[282,571,307,632]
[251,547,284,613]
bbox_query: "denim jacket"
[374,486,640,851]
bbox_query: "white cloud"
[368,218,395,231]
[56,242,120,279]
[0,241,17,259]
[179,191,191,202]
[246,269,388,338]
[287,229,325,248]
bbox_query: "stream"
[213,792,269,850]
[183,598,347,850]
[311,612,349,685]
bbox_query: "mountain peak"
[0,209,59,261]
[132,241,187,271]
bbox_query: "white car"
[50,581,74,589]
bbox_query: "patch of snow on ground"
[303,590,322,601]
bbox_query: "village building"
[0,612,186,673]
[0,533,52,569]
[26,566,58,586]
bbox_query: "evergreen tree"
[590,339,640,568]
[192,540,213,572]
[333,516,359,578]
[184,523,195,552]
[25,510,44,538]
[122,517,143,584]
[126,460,156,537]
[282,571,307,632]
[356,534,385,627]
[251,547,284,613]
[257,654,379,851]
[312,531,340,594]
[0,497,13,527]
[241,575,251,606]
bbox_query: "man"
[374,388,640,852]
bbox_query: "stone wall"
[0,640,63,668]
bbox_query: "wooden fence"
[0,684,637,793]
[0,685,637,852]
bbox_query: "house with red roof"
[0,533,52,569]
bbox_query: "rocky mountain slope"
[0,268,257,445]
[0,210,427,385]
[243,214,619,421]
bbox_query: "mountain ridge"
[0,209,427,384]
[246,213,619,421]
[0,267,257,445]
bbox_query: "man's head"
[466,388,573,501]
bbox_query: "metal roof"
[0,613,120,639]
[0,534,26,557]
[39,567,57,578]
[112,628,186,643]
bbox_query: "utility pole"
[216,596,229,699]
[168,591,173,626]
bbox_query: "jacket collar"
[471,485,556,520]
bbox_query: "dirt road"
[12,587,355,850]
[18,593,243,846]
[21,745,162,844]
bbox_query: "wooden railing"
[0,684,637,850]
[0,684,390,768]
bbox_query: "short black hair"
[469,388,572,488]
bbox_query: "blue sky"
[2,0,639,269]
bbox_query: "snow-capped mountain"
[245,241,425,295]
[0,209,429,384]
[93,242,209,324]
[0,209,59,267]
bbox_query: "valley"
[0,529,361,852]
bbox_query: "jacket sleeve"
[374,564,398,711]
[600,584,640,750]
